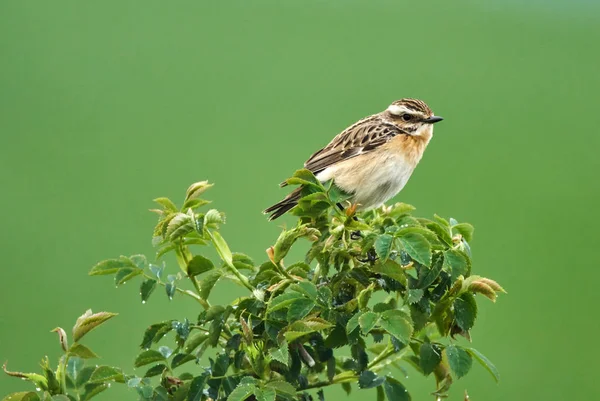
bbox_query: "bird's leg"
[357,248,378,264]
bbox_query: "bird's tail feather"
[264,187,302,220]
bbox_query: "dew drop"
[35,388,41,391]
[142,300,146,304]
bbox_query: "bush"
[2,170,504,401]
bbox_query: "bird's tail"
[264,187,303,220]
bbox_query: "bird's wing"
[303,115,404,174]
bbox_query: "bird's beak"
[423,116,444,124]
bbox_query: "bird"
[264,98,443,220]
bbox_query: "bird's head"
[385,98,443,136]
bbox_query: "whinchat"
[264,98,443,220]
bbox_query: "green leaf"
[114,267,143,285]
[75,366,95,388]
[417,254,443,289]
[184,332,209,354]
[379,310,413,343]
[269,341,290,367]
[166,213,194,240]
[467,348,500,383]
[210,231,233,266]
[454,293,477,332]
[406,289,423,304]
[66,357,84,383]
[89,257,134,276]
[265,380,297,399]
[140,279,157,303]
[144,364,167,378]
[419,343,442,375]
[445,345,473,378]
[81,383,109,401]
[69,343,99,359]
[232,253,255,271]
[187,255,214,276]
[397,232,431,267]
[285,169,323,188]
[291,281,318,300]
[199,271,221,299]
[346,311,363,334]
[444,249,469,281]
[166,282,176,300]
[359,312,380,334]
[374,234,394,261]
[372,260,407,285]
[452,223,474,242]
[287,298,314,321]
[387,202,416,217]
[268,292,303,312]
[228,383,257,401]
[383,377,410,401]
[72,310,117,342]
[358,370,385,389]
[1,393,41,401]
[135,350,166,367]
[171,353,196,369]
[51,396,70,401]
[376,386,385,401]
[154,197,178,212]
[254,387,276,401]
[187,373,209,401]
[140,321,173,349]
[89,366,125,383]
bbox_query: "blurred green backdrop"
[1,1,599,400]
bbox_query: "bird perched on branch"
[264,98,443,220]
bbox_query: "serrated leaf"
[372,260,407,285]
[88,366,125,383]
[285,169,323,188]
[72,310,117,342]
[166,213,194,240]
[184,332,208,353]
[265,380,297,398]
[135,350,166,367]
[187,255,214,277]
[140,279,157,303]
[398,232,431,267]
[114,267,143,285]
[419,343,441,375]
[454,293,477,332]
[228,384,257,401]
[199,271,221,299]
[140,321,173,349]
[69,343,99,359]
[204,209,225,228]
[269,341,290,367]
[75,366,95,388]
[444,249,469,281]
[254,387,276,401]
[379,310,413,343]
[383,377,410,401]
[268,292,303,312]
[358,370,385,389]
[232,253,255,271]
[467,348,500,383]
[445,345,472,378]
[210,231,233,266]
[406,289,423,304]
[374,234,394,261]
[2,393,41,401]
[89,257,134,276]
[287,298,314,321]
[149,264,164,280]
[159,346,173,358]
[359,312,379,334]
[452,223,474,242]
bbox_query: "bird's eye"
[402,114,412,121]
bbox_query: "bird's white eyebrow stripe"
[387,105,414,115]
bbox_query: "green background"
[1,1,599,400]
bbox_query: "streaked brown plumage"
[265,98,443,220]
